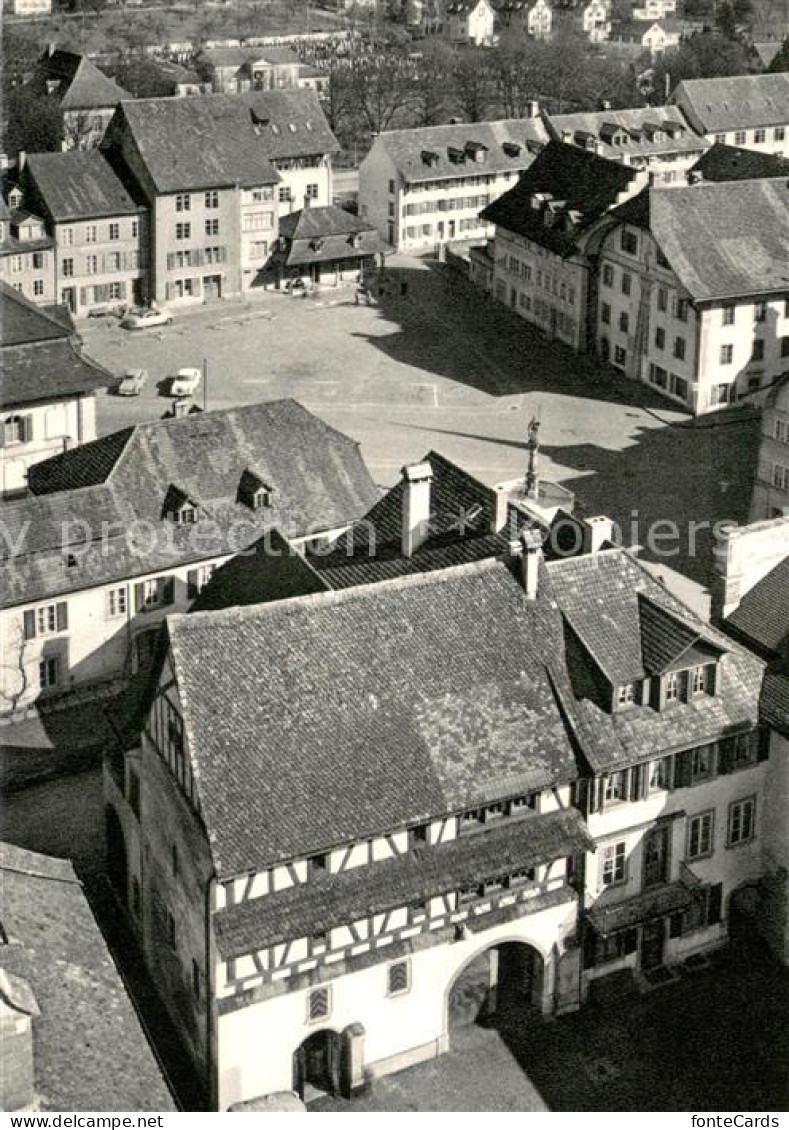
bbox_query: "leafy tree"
[5,87,64,155]
[715,2,738,39]
[649,33,752,96]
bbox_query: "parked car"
[120,305,173,331]
[88,302,125,319]
[169,367,201,397]
[116,369,148,396]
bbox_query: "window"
[754,301,766,323]
[601,302,611,324]
[665,671,681,702]
[62,258,74,277]
[187,564,216,600]
[722,305,735,325]
[657,287,667,312]
[39,657,60,690]
[728,797,755,846]
[106,587,128,618]
[774,463,789,490]
[601,841,626,886]
[621,272,632,296]
[33,252,45,269]
[134,577,174,611]
[33,279,44,297]
[107,252,121,272]
[650,757,670,790]
[409,823,429,848]
[776,418,789,444]
[387,959,410,996]
[689,665,709,697]
[620,229,638,255]
[655,326,665,349]
[727,731,759,769]
[176,223,191,240]
[618,683,637,708]
[306,183,319,200]
[166,910,177,948]
[614,345,626,367]
[279,187,292,203]
[714,133,726,144]
[62,227,74,246]
[308,852,328,876]
[85,224,97,243]
[619,311,629,333]
[205,190,219,209]
[24,602,68,639]
[307,987,330,1021]
[734,130,746,145]
[109,223,120,240]
[176,194,191,212]
[776,127,786,142]
[604,771,626,802]
[602,263,614,287]
[782,337,789,358]
[751,339,764,362]
[131,220,139,238]
[754,129,766,144]
[675,298,689,321]
[720,344,733,365]
[86,255,99,275]
[388,179,395,194]
[673,336,685,361]
[691,744,714,781]
[205,218,219,236]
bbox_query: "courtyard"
[82,255,762,588]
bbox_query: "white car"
[120,305,173,331]
[169,367,201,397]
[116,369,148,397]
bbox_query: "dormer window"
[348,233,362,249]
[46,79,60,95]
[617,682,638,708]
[238,469,273,510]
[603,770,626,803]
[308,852,327,876]
[162,485,199,524]
[665,671,681,703]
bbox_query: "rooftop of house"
[0,842,176,1112]
[371,118,548,185]
[25,151,144,223]
[28,48,131,110]
[278,204,385,266]
[164,557,582,876]
[546,105,706,158]
[110,89,337,194]
[0,281,71,348]
[689,142,789,182]
[725,556,789,662]
[752,40,782,70]
[609,178,789,302]
[2,400,379,607]
[480,139,639,255]
[672,72,789,132]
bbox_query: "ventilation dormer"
[465,140,488,163]
[421,149,440,167]
[238,469,273,510]
[502,140,521,157]
[162,485,199,524]
[447,145,466,165]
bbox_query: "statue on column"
[525,415,540,500]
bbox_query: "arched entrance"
[447,941,544,1035]
[105,805,128,905]
[293,1029,342,1101]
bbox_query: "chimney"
[561,129,573,143]
[17,150,27,172]
[525,99,540,119]
[401,461,433,558]
[581,515,616,554]
[0,970,40,1112]
[519,528,543,600]
[492,484,510,533]
[173,397,191,417]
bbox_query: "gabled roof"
[4,401,379,607]
[672,72,789,132]
[279,205,385,266]
[689,142,789,182]
[1,280,71,347]
[25,151,143,223]
[480,139,638,255]
[725,556,789,661]
[0,843,176,1112]
[165,558,581,876]
[638,593,725,675]
[546,105,707,159]
[30,49,131,110]
[371,118,548,185]
[190,528,329,612]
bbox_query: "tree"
[323,57,354,134]
[453,49,491,122]
[348,38,414,134]
[412,41,453,126]
[649,33,752,97]
[489,30,544,118]
[715,2,738,39]
[767,35,789,72]
[5,87,64,155]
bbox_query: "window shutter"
[622,928,638,955]
[582,926,597,969]
[629,764,643,801]
[187,569,199,601]
[80,287,89,305]
[674,749,692,788]
[161,577,175,606]
[56,602,68,631]
[757,727,771,763]
[23,415,33,442]
[707,882,723,925]
[23,609,36,639]
[717,738,732,775]
[134,583,145,612]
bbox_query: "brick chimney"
[401,461,433,558]
[0,970,40,1112]
[519,528,543,600]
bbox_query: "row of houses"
[91,426,789,1107]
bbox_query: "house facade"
[592,179,789,413]
[609,19,680,54]
[10,0,52,14]
[496,0,554,38]
[0,200,55,306]
[632,0,675,19]
[479,140,644,353]
[0,401,379,714]
[446,0,496,45]
[581,0,611,42]
[359,116,547,254]
[750,377,789,521]
[23,151,148,317]
[1,282,114,497]
[24,48,131,152]
[544,106,709,185]
[671,73,789,157]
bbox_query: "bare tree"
[412,41,453,126]
[348,40,414,134]
[1,623,30,715]
[453,50,491,122]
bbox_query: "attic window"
[46,79,60,95]
[271,123,280,135]
[447,146,466,164]
[288,122,297,132]
[305,121,313,131]
[238,469,273,510]
[348,233,362,249]
[465,141,488,163]
[421,149,439,167]
[502,141,521,157]
[163,485,199,524]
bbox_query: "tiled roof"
[546,105,706,159]
[198,45,301,69]
[672,72,789,132]
[238,90,340,160]
[725,557,789,660]
[29,49,131,110]
[3,401,379,607]
[690,142,789,182]
[373,118,548,185]
[549,550,764,772]
[0,843,176,1111]
[190,529,329,612]
[761,664,789,737]
[638,593,723,675]
[279,203,375,241]
[480,140,638,255]
[213,809,593,957]
[165,559,581,877]
[587,881,695,936]
[25,151,143,222]
[644,179,789,302]
[1,280,71,347]
[279,205,385,266]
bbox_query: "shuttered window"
[307,987,330,1022]
[387,960,410,996]
[23,602,68,639]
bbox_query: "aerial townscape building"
[751,376,789,521]
[0,196,55,306]
[671,73,789,156]
[446,0,497,45]
[25,47,132,151]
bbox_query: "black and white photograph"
[1,0,788,1115]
